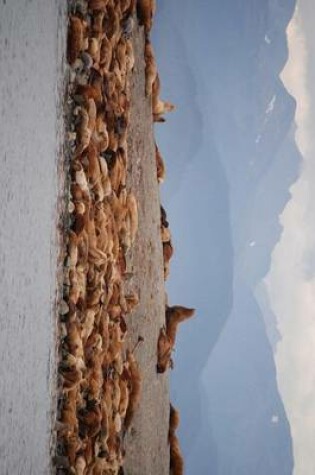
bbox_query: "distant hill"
[203,281,293,475]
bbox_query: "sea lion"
[137,0,156,33]
[145,40,157,97]
[169,404,184,475]
[166,306,195,347]
[68,16,87,65]
[155,143,166,183]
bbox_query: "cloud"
[264,4,315,474]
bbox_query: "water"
[0,1,66,472]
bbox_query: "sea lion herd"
[57,1,194,473]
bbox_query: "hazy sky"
[265,1,315,474]
[153,1,315,473]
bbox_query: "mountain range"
[153,0,299,473]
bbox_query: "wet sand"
[123,22,170,475]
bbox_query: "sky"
[265,1,315,474]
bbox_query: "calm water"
[0,1,66,472]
